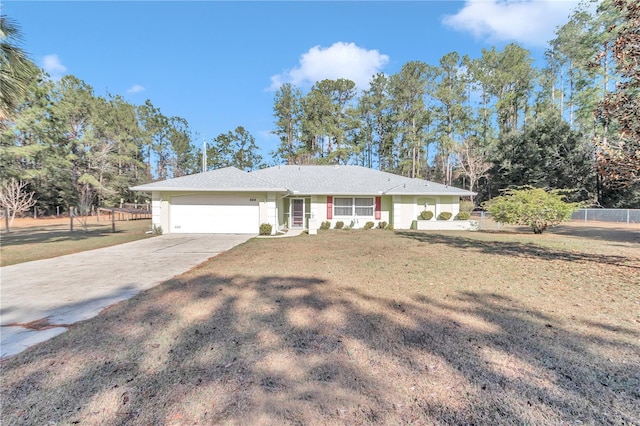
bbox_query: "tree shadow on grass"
[2,271,639,424]
[397,231,639,269]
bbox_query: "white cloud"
[127,84,146,94]
[442,0,578,47]
[269,42,389,91]
[42,54,67,79]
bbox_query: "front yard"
[0,217,152,266]
[1,226,639,424]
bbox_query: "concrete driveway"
[0,233,254,358]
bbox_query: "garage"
[169,194,260,234]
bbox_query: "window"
[334,197,374,217]
[355,198,374,216]
[334,198,353,216]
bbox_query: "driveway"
[0,233,254,358]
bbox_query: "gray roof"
[130,167,288,192]
[131,165,475,196]
[251,165,475,196]
[385,177,474,196]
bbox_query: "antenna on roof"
[202,134,207,173]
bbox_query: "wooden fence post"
[70,207,74,232]
[4,207,9,233]
[111,208,115,233]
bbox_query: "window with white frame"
[334,197,374,217]
[334,197,353,216]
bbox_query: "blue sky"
[4,0,579,163]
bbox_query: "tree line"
[270,0,639,207]
[0,19,265,215]
[1,0,638,217]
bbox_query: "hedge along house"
[130,165,475,235]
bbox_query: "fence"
[571,209,640,224]
[96,207,152,222]
[472,209,640,228]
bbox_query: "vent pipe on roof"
[202,135,207,173]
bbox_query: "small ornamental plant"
[377,221,388,229]
[364,221,374,230]
[334,221,344,229]
[319,221,331,230]
[454,211,471,220]
[419,210,433,220]
[259,223,272,235]
[437,212,452,221]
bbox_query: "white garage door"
[170,195,259,234]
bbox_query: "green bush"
[418,210,434,220]
[319,221,331,230]
[377,221,388,229]
[334,221,344,229]
[459,200,474,213]
[437,212,452,220]
[259,223,272,235]
[364,221,374,230]
[482,187,580,234]
[455,211,471,220]
[386,224,394,231]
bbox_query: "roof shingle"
[131,165,475,196]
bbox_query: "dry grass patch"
[1,227,639,425]
[0,218,152,266]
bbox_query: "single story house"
[130,165,475,234]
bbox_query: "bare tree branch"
[0,178,37,226]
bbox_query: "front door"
[292,199,304,228]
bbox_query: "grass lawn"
[1,225,639,424]
[0,218,153,266]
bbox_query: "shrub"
[482,187,580,234]
[259,223,272,235]
[459,200,474,213]
[455,211,471,220]
[364,221,374,230]
[437,212,452,220]
[377,221,388,229]
[334,221,344,229]
[319,221,331,230]
[152,224,163,235]
[418,210,434,220]
[386,224,394,231]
